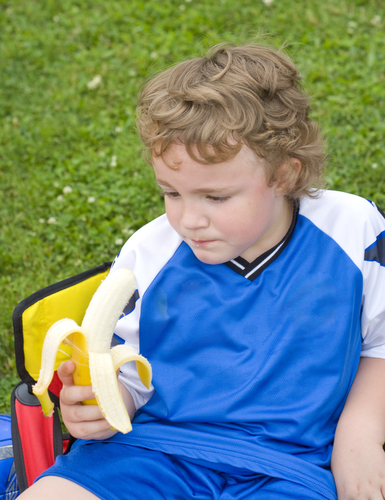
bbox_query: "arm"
[58,360,136,441]
[331,357,385,499]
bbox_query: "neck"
[240,198,294,263]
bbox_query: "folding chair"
[0,415,18,499]
[10,262,112,493]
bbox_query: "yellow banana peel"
[32,268,152,434]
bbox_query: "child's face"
[153,144,293,265]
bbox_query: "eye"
[207,195,230,203]
[163,191,180,199]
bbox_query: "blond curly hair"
[137,42,326,199]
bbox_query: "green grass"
[1,0,384,413]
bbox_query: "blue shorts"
[38,440,335,500]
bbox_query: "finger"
[86,427,118,441]
[58,360,76,387]
[70,420,115,441]
[67,400,105,423]
[60,384,96,406]
[60,398,118,440]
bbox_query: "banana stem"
[36,390,55,417]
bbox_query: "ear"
[275,158,302,196]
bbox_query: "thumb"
[57,360,76,387]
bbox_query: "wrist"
[335,408,385,447]
[118,380,136,421]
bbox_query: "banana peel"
[32,268,152,434]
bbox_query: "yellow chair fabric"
[13,262,111,386]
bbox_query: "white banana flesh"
[32,268,152,434]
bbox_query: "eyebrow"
[156,179,229,194]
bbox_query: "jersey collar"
[225,200,299,281]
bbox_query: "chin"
[191,249,229,266]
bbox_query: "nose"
[180,201,209,231]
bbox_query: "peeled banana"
[32,268,152,434]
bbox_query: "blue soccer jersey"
[108,190,385,499]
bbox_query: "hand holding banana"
[33,268,152,434]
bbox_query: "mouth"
[189,239,216,248]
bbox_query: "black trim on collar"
[225,201,299,281]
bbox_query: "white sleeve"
[301,192,385,359]
[360,202,385,358]
[108,214,182,410]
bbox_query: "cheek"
[219,199,259,226]
[213,209,249,239]
[164,200,179,230]
[227,220,255,242]
[219,199,271,238]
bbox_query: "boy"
[20,43,385,500]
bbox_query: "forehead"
[153,143,267,189]
[154,143,262,171]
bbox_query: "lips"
[190,239,216,247]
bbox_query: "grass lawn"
[1,0,384,413]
